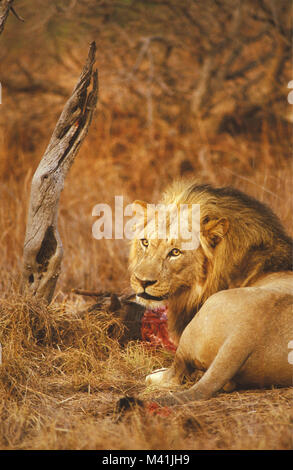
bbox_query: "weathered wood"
[22,41,98,304]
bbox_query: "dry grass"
[0,291,292,450]
[0,32,292,450]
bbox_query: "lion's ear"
[203,217,229,248]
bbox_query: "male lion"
[129,181,293,405]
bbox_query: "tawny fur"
[129,181,293,405]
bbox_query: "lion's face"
[129,236,207,309]
[129,194,229,311]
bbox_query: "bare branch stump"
[22,41,98,304]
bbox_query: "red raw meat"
[141,305,177,352]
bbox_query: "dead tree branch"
[0,0,13,35]
[10,4,24,22]
[0,0,23,36]
[22,41,98,304]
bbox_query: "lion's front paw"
[145,368,169,386]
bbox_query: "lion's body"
[129,181,293,404]
[174,273,292,392]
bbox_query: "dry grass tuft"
[0,284,292,449]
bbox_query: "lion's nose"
[135,276,157,289]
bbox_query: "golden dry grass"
[0,291,292,450]
[0,26,292,450]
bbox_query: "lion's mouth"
[137,292,169,301]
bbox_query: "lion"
[129,181,293,405]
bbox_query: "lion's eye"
[141,239,149,248]
[169,248,181,257]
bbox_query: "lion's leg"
[155,335,253,406]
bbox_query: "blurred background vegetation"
[0,0,292,294]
